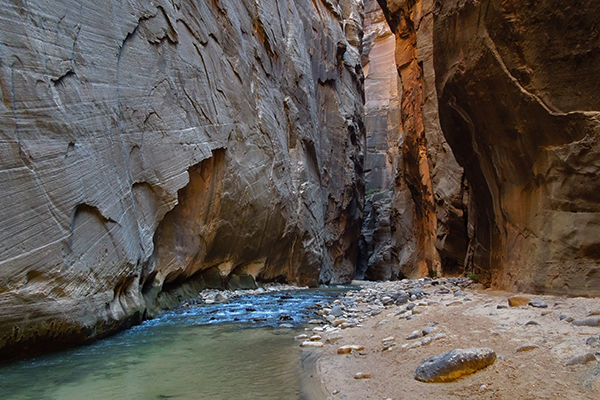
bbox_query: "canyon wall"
[377,0,600,295]
[434,0,600,295]
[0,0,364,359]
[367,0,467,280]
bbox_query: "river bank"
[301,279,600,400]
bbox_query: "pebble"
[421,337,433,346]
[354,372,372,379]
[529,300,548,308]
[406,303,416,310]
[586,336,600,346]
[497,304,508,309]
[310,335,322,341]
[565,353,597,366]
[508,296,531,307]
[560,314,574,323]
[406,330,422,340]
[300,341,324,348]
[330,306,344,317]
[279,323,293,329]
[338,345,365,354]
[295,334,309,340]
[524,320,540,326]
[573,317,600,327]
[516,344,541,352]
[332,319,349,327]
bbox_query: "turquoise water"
[0,289,344,400]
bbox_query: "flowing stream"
[0,288,348,400]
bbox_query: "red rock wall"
[434,0,600,295]
[369,0,467,280]
[377,0,600,295]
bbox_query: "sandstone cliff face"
[434,0,600,295]
[358,0,404,280]
[0,0,364,359]
[367,0,467,280]
[377,0,600,295]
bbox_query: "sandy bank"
[299,279,600,400]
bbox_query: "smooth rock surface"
[414,348,497,383]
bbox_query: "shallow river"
[0,288,347,400]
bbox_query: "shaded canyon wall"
[433,0,600,295]
[375,0,600,295]
[0,0,365,359]
[362,0,467,280]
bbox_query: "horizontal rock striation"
[0,0,364,360]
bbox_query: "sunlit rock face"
[0,0,364,359]
[367,0,467,280]
[434,0,600,295]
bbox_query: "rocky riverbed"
[297,278,600,399]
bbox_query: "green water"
[0,289,342,400]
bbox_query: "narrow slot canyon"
[1,0,600,398]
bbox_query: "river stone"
[566,353,597,366]
[573,318,600,327]
[332,318,349,327]
[329,306,344,317]
[338,345,365,354]
[529,301,548,308]
[587,336,600,346]
[516,344,541,352]
[300,341,324,348]
[508,296,531,307]
[414,348,497,383]
[354,372,372,379]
